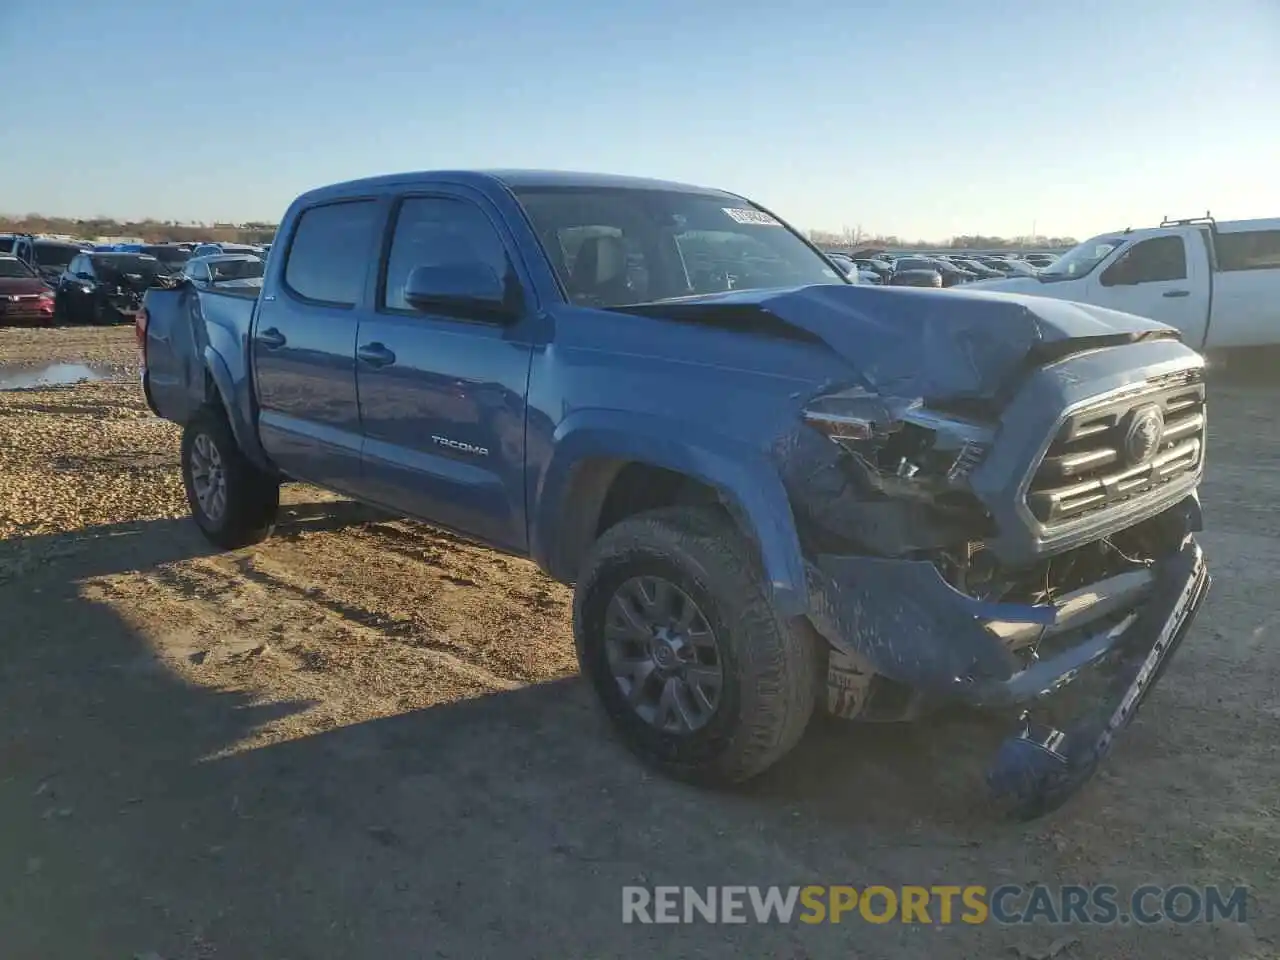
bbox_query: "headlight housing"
[802,387,994,500]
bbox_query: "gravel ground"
[0,326,1276,960]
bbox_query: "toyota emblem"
[1122,404,1165,466]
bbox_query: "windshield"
[210,258,264,282]
[512,186,843,307]
[140,245,191,265]
[33,243,81,269]
[1037,235,1125,282]
[93,255,163,280]
[0,258,37,279]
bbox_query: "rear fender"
[201,338,271,472]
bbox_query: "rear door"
[1085,230,1210,344]
[354,189,536,552]
[1206,226,1280,348]
[252,198,382,493]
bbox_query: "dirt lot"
[0,327,1276,959]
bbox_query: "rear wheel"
[181,407,279,549]
[573,506,819,785]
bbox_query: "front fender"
[531,408,809,617]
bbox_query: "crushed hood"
[618,284,1177,405]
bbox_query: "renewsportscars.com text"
[621,884,1248,926]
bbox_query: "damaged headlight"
[802,387,994,500]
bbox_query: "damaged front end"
[780,337,1211,819]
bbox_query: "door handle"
[1162,289,1191,298]
[357,342,396,368]
[258,327,286,348]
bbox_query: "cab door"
[252,197,383,493]
[353,190,536,551]
[1085,230,1211,345]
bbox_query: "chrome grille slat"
[1027,370,1206,527]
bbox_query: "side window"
[1101,235,1186,286]
[283,200,379,306]
[1216,230,1280,273]
[380,197,509,311]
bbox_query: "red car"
[0,256,55,325]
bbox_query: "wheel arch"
[530,411,808,618]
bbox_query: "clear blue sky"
[2,0,1276,240]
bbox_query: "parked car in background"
[0,256,55,326]
[977,256,1038,277]
[949,257,1007,280]
[190,242,262,259]
[181,253,266,290]
[1,236,88,285]
[852,258,892,282]
[968,215,1280,351]
[893,256,967,286]
[139,244,192,274]
[54,251,166,325]
[887,257,943,287]
[823,251,861,281]
[930,256,984,285]
[1023,253,1059,268]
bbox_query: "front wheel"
[181,408,279,549]
[573,506,819,785]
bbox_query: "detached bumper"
[805,495,1210,817]
[985,536,1208,817]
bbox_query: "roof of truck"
[297,169,737,204]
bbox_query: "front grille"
[1027,369,1205,526]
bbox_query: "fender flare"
[530,408,809,617]
[201,343,272,472]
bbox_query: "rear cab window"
[1216,229,1280,272]
[282,200,380,306]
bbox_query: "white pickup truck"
[966,216,1280,351]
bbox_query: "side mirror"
[403,262,517,320]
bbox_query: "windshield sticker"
[723,207,782,227]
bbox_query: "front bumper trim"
[985,535,1210,818]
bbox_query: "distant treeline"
[0,213,1075,252]
[0,214,276,245]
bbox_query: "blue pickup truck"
[138,170,1210,818]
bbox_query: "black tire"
[181,406,279,549]
[52,292,68,326]
[573,506,819,785]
